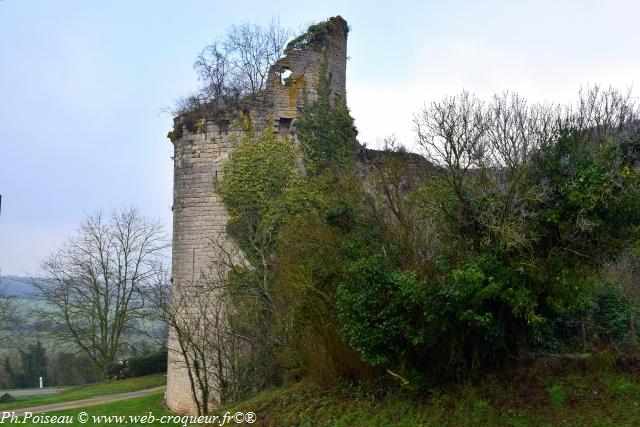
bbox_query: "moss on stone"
[287,75,305,108]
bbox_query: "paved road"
[1,386,166,416]
[0,388,67,397]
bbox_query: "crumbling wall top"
[283,16,348,55]
[169,16,349,143]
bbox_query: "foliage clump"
[331,87,640,385]
[217,117,301,266]
[284,17,347,54]
[211,117,303,398]
[215,81,640,399]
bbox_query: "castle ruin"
[166,16,349,414]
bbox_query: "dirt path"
[4,386,166,416]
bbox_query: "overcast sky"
[1,0,639,275]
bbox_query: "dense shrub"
[218,82,640,395]
[331,88,640,387]
[105,350,167,379]
[48,352,97,386]
[336,255,425,366]
[125,351,167,378]
[3,342,48,388]
[105,360,123,379]
[592,283,635,347]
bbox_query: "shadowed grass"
[213,353,640,426]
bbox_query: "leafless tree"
[34,208,168,375]
[414,86,639,253]
[415,87,638,179]
[223,19,290,96]
[147,231,281,414]
[568,85,638,140]
[360,137,442,274]
[148,253,244,416]
[415,91,488,197]
[174,18,291,116]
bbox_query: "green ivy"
[216,117,301,265]
[297,62,358,175]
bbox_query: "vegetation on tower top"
[284,16,348,54]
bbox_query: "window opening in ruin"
[217,119,229,134]
[278,117,293,134]
[280,68,292,85]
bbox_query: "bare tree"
[414,91,488,197]
[224,19,290,96]
[34,208,168,375]
[360,137,441,273]
[148,255,243,416]
[569,85,637,140]
[414,86,639,253]
[175,18,291,115]
[147,233,279,414]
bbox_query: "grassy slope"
[9,355,640,426]
[218,354,640,426]
[0,373,166,411]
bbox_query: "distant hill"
[0,275,43,298]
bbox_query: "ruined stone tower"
[166,16,349,414]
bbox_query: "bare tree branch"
[33,208,169,375]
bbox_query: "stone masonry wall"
[166,16,349,415]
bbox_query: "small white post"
[39,377,43,389]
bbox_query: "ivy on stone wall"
[297,63,358,175]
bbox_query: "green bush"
[105,361,124,379]
[215,81,640,397]
[592,283,634,347]
[333,95,640,386]
[336,252,543,385]
[336,254,426,367]
[106,351,167,379]
[124,351,167,378]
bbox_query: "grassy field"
[216,353,640,426]
[7,354,640,426]
[0,373,166,411]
